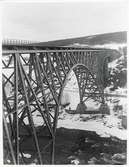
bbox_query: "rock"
[121,116,127,129]
[67,155,80,164]
[85,138,95,144]
[112,153,126,164]
[99,103,110,115]
[76,102,87,114]
[88,157,98,164]
[100,153,113,164]
[91,143,101,148]
[68,155,76,160]
[33,158,38,164]
[80,117,89,122]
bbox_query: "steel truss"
[2,43,119,164]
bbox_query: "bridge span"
[2,40,120,164]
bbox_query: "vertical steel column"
[51,105,60,164]
[13,53,19,164]
[3,114,16,164]
[28,54,33,98]
[47,53,58,164]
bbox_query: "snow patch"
[7,159,11,163]
[23,153,31,158]
[71,159,80,165]
[57,113,127,140]
[108,55,125,69]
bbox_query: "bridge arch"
[58,63,103,109]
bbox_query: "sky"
[2,0,128,42]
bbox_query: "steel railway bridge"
[2,40,120,164]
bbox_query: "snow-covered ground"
[58,112,127,140]
[29,105,127,141]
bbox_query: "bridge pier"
[99,103,110,115]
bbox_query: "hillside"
[35,31,127,47]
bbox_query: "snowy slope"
[58,113,127,140]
